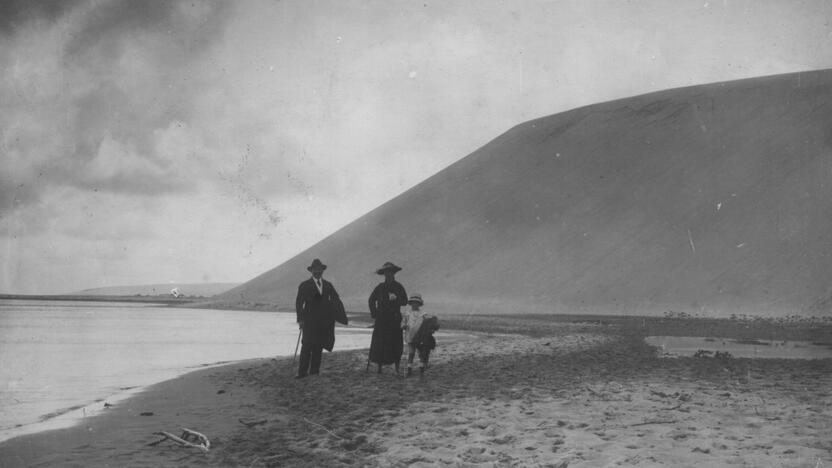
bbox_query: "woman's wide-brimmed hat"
[407,293,424,306]
[307,258,327,272]
[375,261,402,275]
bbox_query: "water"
[0,299,372,442]
[646,336,832,359]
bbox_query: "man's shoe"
[295,374,307,379]
[406,368,413,377]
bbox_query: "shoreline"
[0,294,196,305]
[1,315,831,467]
[0,303,326,447]
[0,318,380,447]
[0,320,453,447]
[0,358,245,445]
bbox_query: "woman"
[368,261,408,373]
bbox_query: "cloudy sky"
[2,0,831,294]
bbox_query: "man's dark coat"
[295,278,346,352]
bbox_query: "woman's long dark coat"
[368,280,407,364]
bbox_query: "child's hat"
[408,293,424,306]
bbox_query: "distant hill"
[215,69,832,318]
[73,283,239,298]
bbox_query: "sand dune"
[216,69,832,318]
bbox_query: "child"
[401,294,440,376]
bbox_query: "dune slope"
[219,70,832,317]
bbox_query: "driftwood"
[302,417,344,440]
[239,417,268,427]
[585,386,602,396]
[627,419,678,427]
[148,427,211,452]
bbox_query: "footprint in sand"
[462,446,499,463]
[450,415,470,425]
[490,434,516,445]
[340,434,368,451]
[544,429,562,438]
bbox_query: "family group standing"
[294,259,439,378]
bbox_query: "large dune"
[217,69,832,317]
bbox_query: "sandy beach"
[1,314,831,467]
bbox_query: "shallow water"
[645,335,832,359]
[0,299,373,442]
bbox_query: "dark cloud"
[63,1,178,58]
[60,1,233,156]
[0,177,41,213]
[1,0,234,216]
[0,0,82,37]
[67,81,191,167]
[64,1,231,64]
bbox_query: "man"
[295,258,345,378]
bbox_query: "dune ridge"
[217,69,832,318]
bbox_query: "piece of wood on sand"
[147,427,211,452]
[627,419,678,427]
[239,417,268,427]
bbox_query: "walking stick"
[291,328,302,373]
[365,320,373,372]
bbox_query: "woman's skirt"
[369,325,403,364]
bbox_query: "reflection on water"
[645,336,832,359]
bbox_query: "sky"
[2,0,831,294]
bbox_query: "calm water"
[0,299,372,442]
[646,336,832,359]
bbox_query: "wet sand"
[1,314,831,467]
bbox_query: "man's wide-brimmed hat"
[375,261,402,275]
[408,293,424,306]
[307,258,327,272]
